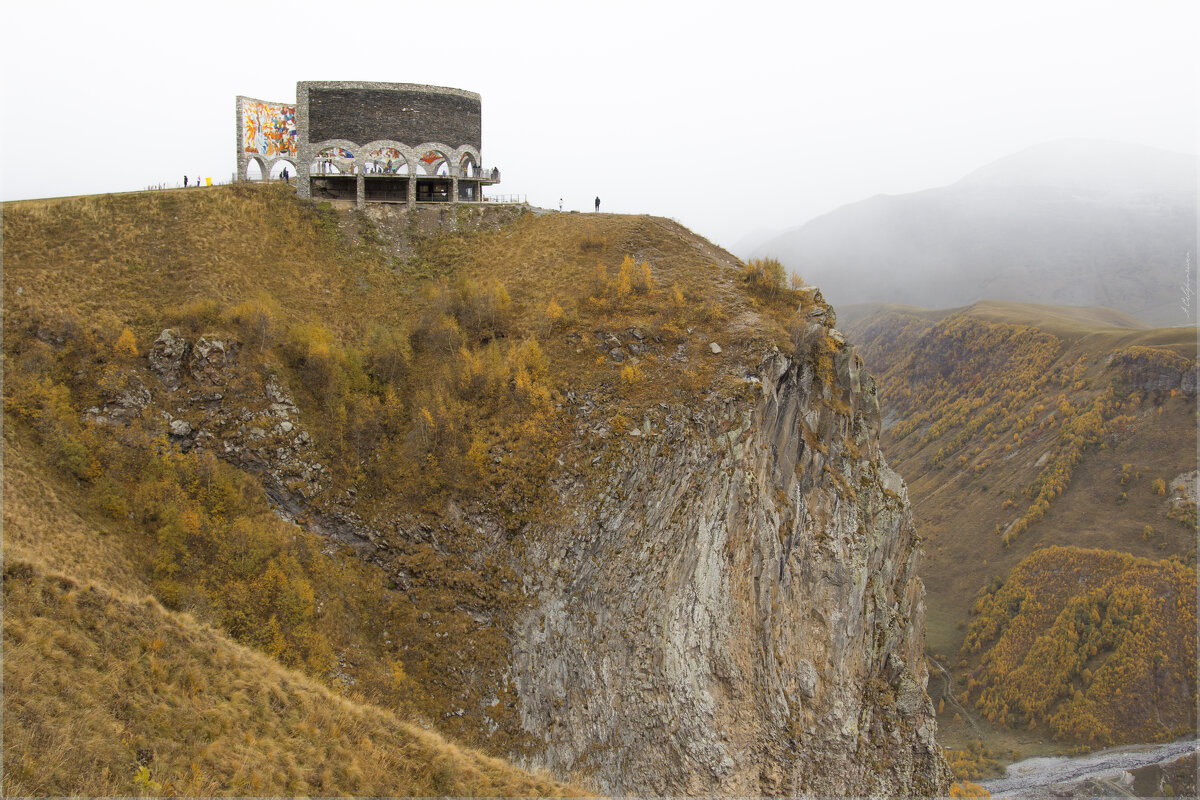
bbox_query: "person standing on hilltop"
[183,176,188,187]
[595,196,600,212]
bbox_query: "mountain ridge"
[753,140,1197,326]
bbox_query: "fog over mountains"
[751,140,1197,326]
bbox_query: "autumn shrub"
[634,259,653,294]
[168,298,224,335]
[284,323,350,407]
[742,257,787,300]
[413,312,465,355]
[449,275,512,342]
[114,327,139,359]
[541,298,564,335]
[4,375,101,481]
[364,322,412,385]
[614,256,634,298]
[621,364,646,386]
[229,296,279,352]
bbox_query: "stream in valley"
[981,737,1199,797]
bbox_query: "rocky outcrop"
[141,330,367,542]
[1108,347,1197,395]
[149,328,188,389]
[512,339,950,795]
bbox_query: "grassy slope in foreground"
[2,426,576,797]
[844,301,1197,752]
[3,562,572,797]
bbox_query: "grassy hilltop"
[3,183,814,794]
[845,302,1197,768]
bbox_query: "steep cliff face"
[514,341,949,795]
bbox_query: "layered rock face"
[121,327,949,795]
[513,343,950,795]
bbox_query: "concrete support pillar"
[451,177,459,203]
[407,176,416,208]
[356,172,365,208]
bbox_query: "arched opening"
[364,146,410,203]
[245,158,265,181]
[365,147,409,175]
[459,153,478,177]
[269,160,296,181]
[310,147,357,201]
[419,149,450,176]
[311,146,354,175]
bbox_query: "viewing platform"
[309,168,501,205]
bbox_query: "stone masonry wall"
[308,87,481,150]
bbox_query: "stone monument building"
[236,81,499,207]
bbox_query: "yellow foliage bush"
[742,257,787,300]
[962,546,1196,745]
[621,364,645,385]
[615,255,634,298]
[635,260,653,294]
[115,328,138,359]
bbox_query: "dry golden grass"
[3,185,405,341]
[2,559,581,797]
[2,185,763,351]
[3,425,149,591]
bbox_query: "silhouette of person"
[184,176,188,187]
[595,196,600,212]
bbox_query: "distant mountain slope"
[844,301,1197,750]
[754,141,1197,326]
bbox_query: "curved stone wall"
[303,82,481,151]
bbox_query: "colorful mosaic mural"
[242,100,297,156]
[365,147,407,173]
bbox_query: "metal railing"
[484,194,526,204]
[460,167,501,180]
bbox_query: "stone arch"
[244,155,267,181]
[309,140,359,175]
[456,145,481,177]
[361,140,416,175]
[413,143,455,176]
[268,157,297,180]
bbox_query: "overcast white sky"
[1,0,1195,248]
